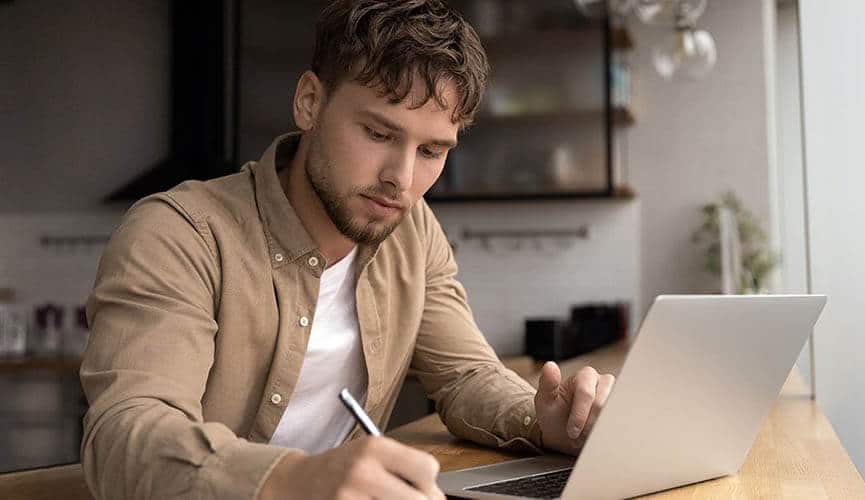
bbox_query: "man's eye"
[365,127,389,142]
[420,147,443,159]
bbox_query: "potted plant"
[692,191,779,294]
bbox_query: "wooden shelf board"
[612,106,635,126]
[611,26,634,50]
[0,357,82,373]
[426,188,635,203]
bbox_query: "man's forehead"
[336,76,460,123]
[399,76,458,111]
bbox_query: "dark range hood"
[106,1,239,202]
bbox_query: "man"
[80,1,616,498]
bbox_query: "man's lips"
[363,195,404,210]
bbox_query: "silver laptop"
[439,294,826,499]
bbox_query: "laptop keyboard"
[464,468,572,498]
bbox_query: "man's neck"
[279,135,356,267]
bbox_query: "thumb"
[537,361,562,403]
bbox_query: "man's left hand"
[533,362,616,455]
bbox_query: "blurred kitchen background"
[2,0,863,479]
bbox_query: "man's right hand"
[258,436,445,500]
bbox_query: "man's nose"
[380,147,415,193]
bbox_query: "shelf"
[426,187,636,203]
[612,106,636,126]
[612,184,637,198]
[478,106,635,127]
[482,27,603,54]
[0,356,82,373]
[611,26,634,50]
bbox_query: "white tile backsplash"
[431,199,641,355]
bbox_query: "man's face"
[304,76,459,245]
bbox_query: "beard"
[304,129,406,246]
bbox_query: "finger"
[366,464,428,500]
[582,374,617,437]
[567,367,599,439]
[374,437,441,494]
[537,361,562,402]
[594,374,616,407]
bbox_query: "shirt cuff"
[508,397,544,453]
[195,439,306,500]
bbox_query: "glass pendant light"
[574,0,636,19]
[651,19,717,80]
[635,0,707,25]
[572,0,717,80]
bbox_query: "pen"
[339,388,424,489]
[339,388,382,437]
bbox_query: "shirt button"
[523,416,532,426]
[274,253,284,262]
[270,393,282,405]
[307,256,319,267]
[299,316,310,327]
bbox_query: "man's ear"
[293,70,326,131]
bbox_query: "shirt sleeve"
[409,201,543,454]
[80,195,304,500]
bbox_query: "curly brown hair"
[312,0,489,128]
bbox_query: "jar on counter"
[62,305,90,357]
[0,288,27,357]
[32,303,64,356]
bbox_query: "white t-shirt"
[269,246,367,453]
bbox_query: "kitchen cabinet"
[427,0,636,202]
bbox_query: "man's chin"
[341,215,403,245]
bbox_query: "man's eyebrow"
[358,109,458,148]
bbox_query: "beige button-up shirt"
[80,133,542,500]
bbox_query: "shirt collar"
[249,132,381,270]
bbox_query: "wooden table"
[2,340,863,499]
[0,463,91,500]
[388,340,865,498]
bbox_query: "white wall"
[0,0,171,212]
[626,0,776,312]
[432,200,640,356]
[798,0,865,475]
[0,213,121,324]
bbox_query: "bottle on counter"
[62,305,90,357]
[33,303,64,356]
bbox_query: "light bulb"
[609,0,636,17]
[574,0,635,18]
[652,26,716,80]
[635,0,707,25]
[573,0,606,18]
